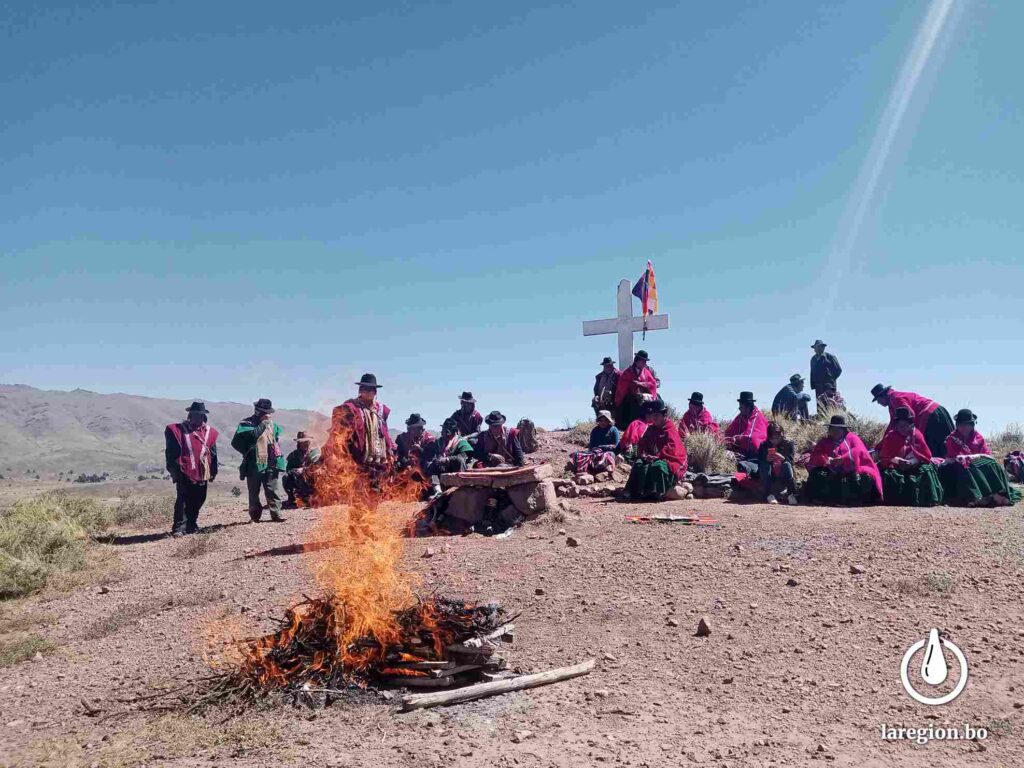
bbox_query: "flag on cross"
[631,261,659,338]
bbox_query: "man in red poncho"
[624,400,687,501]
[724,391,768,475]
[876,406,943,506]
[679,391,719,437]
[330,373,395,478]
[613,350,658,429]
[165,401,219,536]
[804,414,882,505]
[870,384,954,458]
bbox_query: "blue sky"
[1,0,1021,432]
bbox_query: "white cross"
[582,279,670,370]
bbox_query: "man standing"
[592,357,620,418]
[396,414,433,471]
[810,340,842,411]
[613,350,659,429]
[332,373,395,474]
[165,401,218,536]
[231,398,286,522]
[870,384,955,458]
[283,432,320,508]
[724,392,768,475]
[771,374,813,421]
[451,392,483,437]
[475,411,525,467]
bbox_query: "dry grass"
[684,431,735,474]
[0,632,56,667]
[895,571,958,597]
[170,533,220,559]
[81,586,223,640]
[562,418,596,447]
[989,422,1024,460]
[109,494,172,529]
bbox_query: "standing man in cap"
[613,350,659,430]
[165,401,219,536]
[592,357,620,419]
[475,411,525,467]
[623,400,687,501]
[395,414,434,471]
[771,374,813,421]
[679,392,719,437]
[724,392,768,475]
[809,340,842,413]
[451,392,483,437]
[870,384,954,458]
[331,373,395,475]
[283,432,321,508]
[231,398,286,522]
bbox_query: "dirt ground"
[2,430,1023,767]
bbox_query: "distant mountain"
[0,385,331,476]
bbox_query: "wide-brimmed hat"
[893,406,915,423]
[634,350,650,361]
[644,399,668,416]
[405,413,427,427]
[688,392,705,404]
[827,415,849,431]
[186,401,209,414]
[811,339,827,348]
[295,431,313,443]
[356,373,381,389]
[253,398,275,413]
[459,391,476,403]
[484,410,506,426]
[954,408,977,425]
[790,374,804,384]
[737,391,756,404]
[442,416,459,431]
[596,410,613,424]
[600,357,614,367]
[870,384,891,402]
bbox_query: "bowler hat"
[790,374,804,384]
[893,406,914,423]
[405,413,427,427]
[645,399,668,415]
[459,391,476,403]
[186,401,209,414]
[356,373,381,389]
[870,384,892,402]
[688,392,705,404]
[600,357,614,367]
[442,417,459,431]
[295,431,313,443]
[484,410,506,426]
[827,415,849,430]
[737,391,756,404]
[634,350,650,361]
[253,398,275,413]
[812,339,827,348]
[954,408,977,425]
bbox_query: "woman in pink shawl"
[679,392,720,438]
[613,350,658,429]
[724,391,767,476]
[939,409,1019,507]
[876,407,943,506]
[804,415,882,505]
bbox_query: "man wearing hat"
[422,417,476,493]
[395,414,434,472]
[804,414,882,505]
[231,398,287,522]
[809,340,842,412]
[474,411,525,467]
[870,384,954,458]
[876,406,944,506]
[592,357,620,418]
[679,392,719,437]
[450,392,483,437]
[724,392,769,475]
[331,373,395,474]
[624,399,687,501]
[164,401,219,536]
[613,350,659,430]
[771,374,813,421]
[283,432,321,508]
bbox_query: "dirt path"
[2,432,1023,767]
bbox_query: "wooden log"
[400,658,595,712]
[384,676,453,688]
[431,664,484,678]
[482,623,515,642]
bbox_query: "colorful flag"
[632,260,658,337]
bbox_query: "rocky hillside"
[0,385,330,477]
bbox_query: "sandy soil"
[2,430,1023,767]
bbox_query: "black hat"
[643,399,668,416]
[870,384,891,402]
[459,391,476,403]
[253,398,275,413]
[356,373,381,389]
[893,406,914,423]
[812,339,827,348]
[790,374,804,384]
[295,431,313,443]
[688,392,705,404]
[186,401,209,414]
[634,350,650,361]
[600,357,614,366]
[405,413,427,427]
[738,391,756,404]
[442,417,459,431]
[484,410,506,426]
[827,415,849,430]
[954,409,977,425]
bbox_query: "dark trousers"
[173,479,208,533]
[426,454,468,485]
[247,471,283,520]
[759,459,797,498]
[283,470,314,505]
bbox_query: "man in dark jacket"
[592,357,620,418]
[475,411,525,467]
[165,401,219,536]
[810,340,842,411]
[771,374,813,421]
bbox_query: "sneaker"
[766,494,778,505]
[787,495,798,506]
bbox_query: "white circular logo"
[900,628,968,706]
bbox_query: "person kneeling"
[624,400,688,501]
[283,431,321,508]
[758,422,798,505]
[877,407,944,507]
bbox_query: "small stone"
[1013,702,1023,709]
[566,536,579,548]
[786,578,798,587]
[696,617,712,637]
[817,744,827,753]
[602,652,617,661]
[98,586,109,595]
[558,528,566,535]
[849,564,866,575]
[535,587,545,596]
[667,618,679,628]
[511,730,534,743]
[723,677,734,684]
[422,547,436,558]
[594,689,611,698]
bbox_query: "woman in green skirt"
[940,409,1020,507]
[876,407,944,507]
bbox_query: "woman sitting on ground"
[757,422,798,505]
[617,413,651,464]
[570,410,620,476]
[876,407,944,507]
[804,415,882,506]
[624,400,688,501]
[940,409,1020,508]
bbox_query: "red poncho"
[945,429,990,458]
[877,428,932,469]
[724,410,768,458]
[614,365,658,407]
[886,390,939,434]
[807,431,882,497]
[619,419,648,451]
[333,399,395,463]
[637,419,688,477]
[680,406,720,437]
